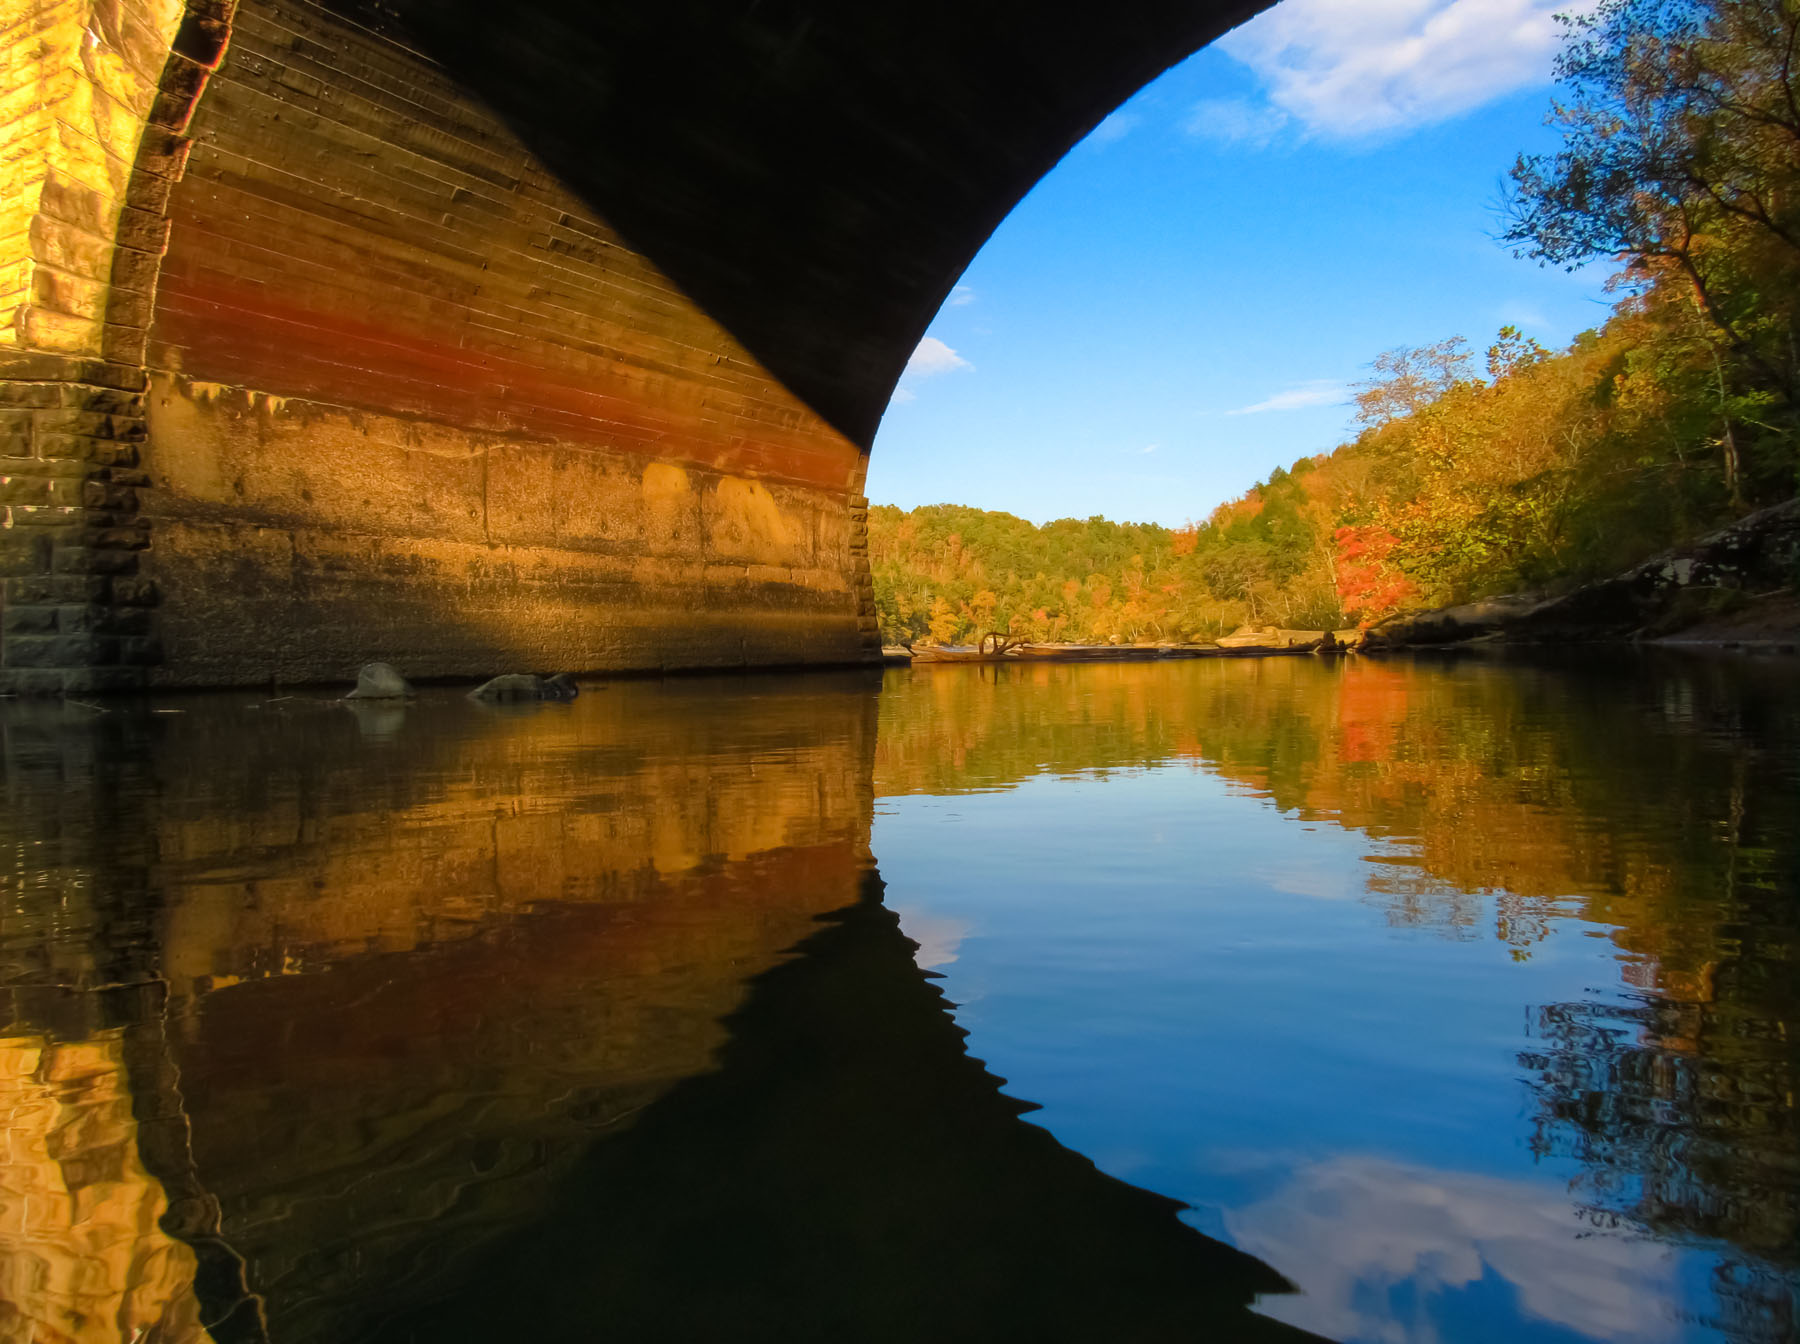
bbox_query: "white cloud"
[905,336,972,378]
[889,386,916,404]
[1184,97,1290,148]
[947,285,977,307]
[1087,110,1141,146]
[1141,444,1160,454]
[1227,1155,1685,1344]
[1217,0,1596,141]
[1227,380,1345,415]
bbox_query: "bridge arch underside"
[0,0,1265,691]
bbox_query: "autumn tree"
[1504,0,1800,501]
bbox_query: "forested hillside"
[872,0,1799,647]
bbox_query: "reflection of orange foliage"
[876,658,1773,1003]
[1334,662,1412,763]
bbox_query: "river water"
[0,653,1795,1343]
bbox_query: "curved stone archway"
[2,0,1269,691]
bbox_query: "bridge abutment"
[7,0,879,690]
[2,0,232,694]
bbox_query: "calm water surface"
[1,654,1795,1343]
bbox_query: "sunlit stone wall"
[1,0,229,695]
[3,0,878,690]
[132,0,876,686]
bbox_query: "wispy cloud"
[1087,110,1141,147]
[905,336,972,377]
[1140,444,1160,455]
[1214,0,1595,142]
[1184,97,1290,149]
[1227,380,1345,415]
[947,285,976,308]
[1497,299,1551,330]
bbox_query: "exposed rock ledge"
[1363,498,1800,651]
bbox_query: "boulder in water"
[346,662,411,699]
[541,673,580,701]
[468,674,545,702]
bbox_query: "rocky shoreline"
[1361,498,1800,654]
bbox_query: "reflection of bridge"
[0,688,1323,1342]
[2,0,1266,693]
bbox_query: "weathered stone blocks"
[1,0,197,695]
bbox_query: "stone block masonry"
[2,0,231,694]
[133,0,883,686]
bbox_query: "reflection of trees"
[876,653,1800,1333]
[1522,991,1799,1342]
[878,655,1799,959]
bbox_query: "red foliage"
[1334,525,1419,625]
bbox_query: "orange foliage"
[1334,525,1420,625]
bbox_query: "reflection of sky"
[874,767,1736,1344]
[1227,1155,1685,1344]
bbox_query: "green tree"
[1503,0,1800,492]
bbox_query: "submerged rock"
[541,673,580,701]
[468,674,546,702]
[346,662,411,699]
[468,673,584,703]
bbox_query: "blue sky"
[866,0,1614,528]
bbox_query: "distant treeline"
[872,0,1799,648]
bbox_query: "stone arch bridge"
[2,0,1266,692]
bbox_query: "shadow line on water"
[356,870,1328,1344]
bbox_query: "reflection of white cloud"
[1218,0,1595,141]
[1261,861,1353,901]
[894,907,972,969]
[1226,1155,1681,1344]
[905,335,972,377]
[1227,380,1344,415]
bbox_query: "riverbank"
[1363,498,1800,654]
[885,631,1353,666]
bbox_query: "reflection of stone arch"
[360,876,1325,1343]
[0,1026,209,1344]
